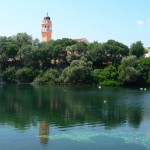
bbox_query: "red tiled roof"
[74,38,89,44]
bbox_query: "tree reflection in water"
[39,121,49,145]
[0,85,146,132]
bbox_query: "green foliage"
[2,67,16,83]
[99,65,118,81]
[31,47,52,70]
[66,53,78,63]
[91,69,101,84]
[130,41,145,58]
[65,42,87,63]
[18,45,32,59]
[87,42,103,68]
[139,58,150,85]
[32,38,40,47]
[53,44,66,67]
[60,57,93,84]
[34,69,59,84]
[139,57,150,67]
[13,33,33,48]
[147,71,150,84]
[16,67,36,83]
[87,40,129,68]
[100,80,122,86]
[119,67,140,84]
[92,66,120,85]
[4,42,18,59]
[0,37,18,60]
[66,44,78,52]
[0,33,150,86]
[121,55,137,67]
[102,40,129,65]
[119,56,141,85]
[75,42,88,53]
[0,53,8,65]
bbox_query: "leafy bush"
[16,67,36,83]
[91,69,101,84]
[130,41,144,58]
[2,67,16,83]
[119,56,141,85]
[34,69,59,84]
[60,57,93,84]
[101,80,122,86]
[91,66,119,85]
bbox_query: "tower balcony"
[41,29,52,32]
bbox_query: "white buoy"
[98,86,101,89]
[140,88,143,91]
[144,88,147,91]
[104,100,107,103]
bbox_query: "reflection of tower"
[41,13,52,42]
[39,121,50,145]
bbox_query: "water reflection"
[39,121,49,145]
[0,85,149,131]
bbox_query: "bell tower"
[41,13,52,42]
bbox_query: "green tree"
[121,55,137,67]
[130,41,145,58]
[0,36,18,60]
[87,40,129,68]
[119,56,140,85]
[32,38,40,47]
[99,66,118,83]
[101,40,129,66]
[92,66,120,85]
[2,67,16,83]
[66,53,78,63]
[17,45,32,60]
[87,42,103,68]
[139,58,150,85]
[4,42,18,60]
[60,57,93,84]
[52,38,76,48]
[31,46,52,70]
[66,43,86,63]
[12,33,33,48]
[16,67,36,83]
[0,53,8,70]
[34,69,59,84]
[53,45,66,68]
[51,38,77,68]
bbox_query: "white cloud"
[137,20,144,25]
[148,19,150,23]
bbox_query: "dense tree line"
[0,32,149,86]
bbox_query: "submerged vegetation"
[0,32,150,86]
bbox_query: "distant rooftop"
[145,52,150,58]
[144,46,150,58]
[144,46,150,51]
[74,38,89,44]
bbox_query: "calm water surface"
[0,85,150,150]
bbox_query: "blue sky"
[0,0,150,46]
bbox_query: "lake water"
[0,85,150,150]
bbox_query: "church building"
[41,13,89,44]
